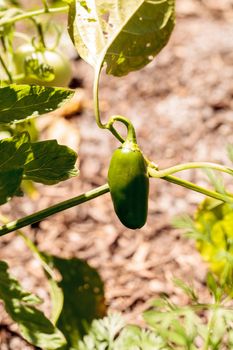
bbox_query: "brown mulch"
[1,0,233,348]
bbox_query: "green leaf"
[115,325,167,350]
[0,132,78,204]
[69,0,175,76]
[0,132,30,170]
[78,313,125,350]
[0,168,23,204]
[79,314,167,350]
[42,254,106,348]
[0,260,66,350]
[0,84,74,124]
[48,277,64,325]
[17,231,64,326]
[24,139,78,184]
[144,298,201,348]
[0,132,30,204]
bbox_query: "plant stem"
[0,6,68,27]
[93,61,124,143]
[35,21,47,49]
[202,304,218,350]
[149,162,233,178]
[0,184,109,237]
[107,115,137,143]
[148,162,233,203]
[93,60,104,129]
[0,54,13,83]
[162,175,233,204]
[1,165,233,237]
[42,0,49,12]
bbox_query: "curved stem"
[161,175,233,204]
[93,60,105,129]
[108,124,125,143]
[93,61,125,143]
[0,184,109,237]
[0,6,68,27]
[107,115,137,143]
[149,162,233,178]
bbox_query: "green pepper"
[108,140,149,229]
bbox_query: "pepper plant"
[1,0,233,349]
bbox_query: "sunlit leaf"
[24,139,78,184]
[0,260,66,350]
[69,0,175,76]
[0,85,74,124]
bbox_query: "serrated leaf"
[42,254,106,348]
[0,260,66,350]
[69,0,175,76]
[24,139,78,184]
[78,313,125,350]
[0,84,74,124]
[115,325,166,350]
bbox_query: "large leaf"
[0,132,78,204]
[42,254,106,349]
[0,260,66,350]
[0,84,74,124]
[69,0,175,76]
[24,139,78,185]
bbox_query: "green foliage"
[144,281,233,350]
[0,260,66,350]
[68,0,175,76]
[3,246,233,350]
[78,278,233,350]
[0,132,30,203]
[173,197,233,289]
[115,325,167,350]
[24,139,78,185]
[0,84,74,124]
[0,132,78,203]
[78,313,166,350]
[42,254,106,349]
[18,231,106,348]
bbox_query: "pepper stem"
[107,115,137,144]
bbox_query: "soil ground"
[1,0,233,348]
